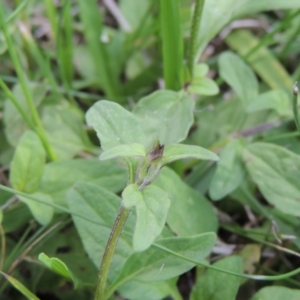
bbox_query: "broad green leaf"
[196,0,300,56]
[0,271,40,300]
[3,83,47,146]
[123,184,170,252]
[42,101,93,160]
[226,30,294,91]
[188,77,219,96]
[2,204,32,233]
[110,233,216,289]
[190,256,243,300]
[37,159,126,207]
[243,142,300,216]
[119,279,176,300]
[86,100,147,150]
[10,130,46,193]
[246,90,291,116]
[19,192,54,226]
[209,139,245,200]
[218,51,258,106]
[133,90,194,147]
[154,168,218,236]
[162,144,218,166]
[38,253,79,288]
[251,286,300,300]
[67,181,134,281]
[100,144,146,161]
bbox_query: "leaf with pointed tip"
[38,253,79,288]
[161,144,218,166]
[218,51,258,107]
[100,144,146,161]
[123,184,170,252]
[86,100,147,150]
[108,233,216,294]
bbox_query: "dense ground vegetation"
[1,0,300,299]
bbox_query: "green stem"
[94,206,130,300]
[292,82,300,135]
[0,2,57,161]
[187,0,205,79]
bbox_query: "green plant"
[2,0,300,300]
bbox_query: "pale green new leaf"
[0,271,39,300]
[100,144,146,161]
[246,90,291,116]
[162,144,218,166]
[10,130,46,194]
[38,253,79,288]
[219,51,258,107]
[190,256,243,300]
[209,139,245,200]
[251,286,300,300]
[86,100,147,150]
[123,184,170,252]
[243,142,300,216]
[133,90,194,147]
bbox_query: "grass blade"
[160,0,184,90]
[0,271,40,300]
[78,0,120,100]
